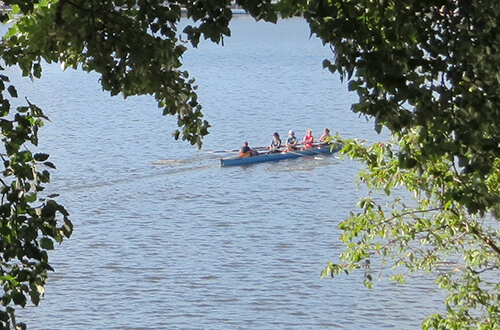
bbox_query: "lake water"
[3,17,445,329]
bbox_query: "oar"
[288,143,343,159]
[205,149,239,153]
[253,146,275,151]
[287,151,324,160]
[206,146,271,153]
[284,146,334,159]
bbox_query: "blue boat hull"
[220,144,342,167]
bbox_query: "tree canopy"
[0,0,498,329]
[305,0,500,328]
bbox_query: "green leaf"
[11,291,27,307]
[43,161,56,169]
[0,310,9,322]
[29,286,41,306]
[7,85,17,98]
[33,153,50,161]
[40,237,54,250]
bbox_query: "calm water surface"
[3,17,445,329]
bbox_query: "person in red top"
[302,129,314,149]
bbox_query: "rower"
[269,132,282,153]
[301,129,314,149]
[282,130,298,153]
[318,128,333,144]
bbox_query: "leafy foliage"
[0,0,280,328]
[324,136,500,328]
[0,0,498,329]
[0,68,72,328]
[0,0,279,149]
[303,0,500,328]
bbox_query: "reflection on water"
[6,18,446,329]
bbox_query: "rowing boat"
[220,144,342,167]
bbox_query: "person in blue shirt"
[283,130,298,153]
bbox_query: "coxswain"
[239,141,251,157]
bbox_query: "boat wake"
[53,160,218,193]
[153,155,202,166]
